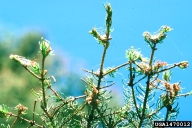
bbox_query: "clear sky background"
[0,0,192,121]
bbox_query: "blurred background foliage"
[0,30,121,127]
[0,31,86,127]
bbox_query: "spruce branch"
[87,3,113,127]
[139,42,157,127]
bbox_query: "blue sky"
[0,0,192,121]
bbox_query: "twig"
[41,58,47,109]
[133,75,147,86]
[48,86,65,102]
[83,61,131,78]
[146,105,164,118]
[32,100,37,125]
[8,112,43,128]
[99,82,115,89]
[11,112,21,128]
[128,62,141,119]
[176,92,191,97]
[23,66,41,80]
[156,63,183,74]
[81,78,91,87]
[50,95,86,118]
[102,61,131,76]
[40,57,52,120]
[82,68,99,76]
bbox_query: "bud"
[163,81,171,90]
[89,28,101,41]
[10,54,31,66]
[43,70,48,76]
[178,61,188,69]
[153,61,167,70]
[16,103,28,114]
[160,26,173,33]
[92,86,99,96]
[43,79,51,88]
[104,3,112,35]
[125,46,143,61]
[143,32,151,43]
[138,62,150,74]
[39,37,53,59]
[173,83,180,96]
[10,54,41,74]
[143,26,172,44]
[86,96,92,104]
